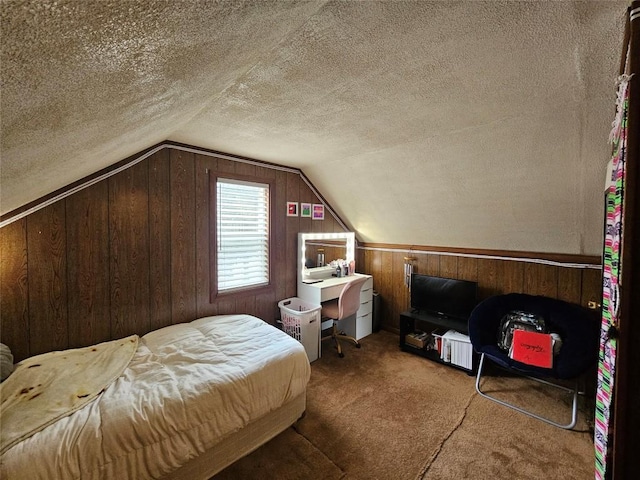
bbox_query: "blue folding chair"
[468,293,599,429]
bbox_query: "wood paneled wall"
[0,148,344,362]
[358,249,602,333]
[0,144,604,362]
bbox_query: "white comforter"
[0,315,311,480]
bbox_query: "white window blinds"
[216,178,270,292]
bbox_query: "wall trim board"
[0,141,350,232]
[359,243,602,269]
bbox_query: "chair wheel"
[339,352,345,358]
[356,344,361,348]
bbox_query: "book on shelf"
[431,328,447,356]
[440,330,473,370]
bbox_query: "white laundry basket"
[278,297,321,362]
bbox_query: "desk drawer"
[356,311,372,340]
[320,284,346,303]
[360,278,373,302]
[360,289,372,303]
[358,299,373,316]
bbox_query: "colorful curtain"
[594,74,630,480]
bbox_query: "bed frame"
[164,393,306,479]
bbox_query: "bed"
[0,314,311,479]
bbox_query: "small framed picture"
[312,203,324,220]
[300,203,312,218]
[287,202,298,217]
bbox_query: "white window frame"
[215,176,271,294]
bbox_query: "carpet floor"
[214,330,595,479]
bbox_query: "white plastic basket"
[278,297,322,361]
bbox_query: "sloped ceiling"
[0,0,628,256]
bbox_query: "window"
[216,177,270,293]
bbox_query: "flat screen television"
[410,274,478,320]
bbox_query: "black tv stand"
[399,310,476,374]
[406,309,468,333]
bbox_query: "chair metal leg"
[321,321,360,358]
[337,331,360,348]
[333,323,344,357]
[475,353,579,430]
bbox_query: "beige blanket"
[1,315,310,480]
[0,335,138,454]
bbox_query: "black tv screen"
[410,274,478,320]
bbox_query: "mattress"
[0,314,311,480]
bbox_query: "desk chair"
[321,276,368,358]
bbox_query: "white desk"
[297,273,374,344]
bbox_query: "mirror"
[305,239,346,267]
[298,232,355,282]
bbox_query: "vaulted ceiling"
[0,0,628,255]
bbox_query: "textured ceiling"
[0,0,628,255]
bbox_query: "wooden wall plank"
[361,248,373,277]
[274,170,288,310]
[0,218,30,361]
[356,247,366,275]
[216,298,237,316]
[149,150,172,331]
[236,295,257,317]
[557,268,582,304]
[426,254,440,276]
[378,251,394,327]
[66,181,110,348]
[439,255,458,279]
[216,158,236,175]
[195,154,217,319]
[322,212,338,233]
[369,249,384,321]
[256,165,278,183]
[235,161,256,177]
[170,149,197,324]
[581,268,603,308]
[255,165,278,323]
[27,202,68,355]
[496,259,524,294]
[109,160,150,338]
[285,173,300,299]
[477,258,499,300]
[392,252,409,327]
[457,257,478,282]
[524,263,559,297]
[414,253,428,277]
[257,290,277,324]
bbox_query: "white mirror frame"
[298,232,355,281]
